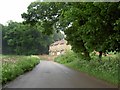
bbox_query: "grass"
[54,51,119,85]
[1,55,40,84]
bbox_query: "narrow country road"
[3,60,117,88]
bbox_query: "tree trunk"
[98,51,102,62]
[79,39,91,61]
[84,49,91,61]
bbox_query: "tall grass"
[1,55,40,84]
[54,51,119,85]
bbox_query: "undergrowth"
[1,55,40,84]
[54,51,119,85]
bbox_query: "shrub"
[55,51,119,85]
[2,55,40,84]
[54,50,78,64]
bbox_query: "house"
[49,39,71,56]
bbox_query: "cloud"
[0,0,35,25]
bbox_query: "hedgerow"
[1,55,40,84]
[54,51,119,85]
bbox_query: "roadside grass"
[54,51,119,85]
[1,55,40,84]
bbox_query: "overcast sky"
[0,0,36,25]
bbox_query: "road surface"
[3,60,117,88]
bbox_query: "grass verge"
[54,51,119,86]
[1,55,40,84]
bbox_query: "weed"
[1,55,40,84]
[54,51,119,85]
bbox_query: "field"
[54,51,120,85]
[0,55,40,84]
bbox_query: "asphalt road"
[3,60,116,88]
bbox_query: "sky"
[0,0,36,25]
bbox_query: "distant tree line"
[1,21,64,55]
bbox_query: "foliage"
[22,2,120,60]
[1,55,40,84]
[54,50,78,64]
[21,2,65,35]
[58,2,120,60]
[55,51,119,85]
[2,21,64,55]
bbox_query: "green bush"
[55,51,119,85]
[2,55,40,84]
[54,50,78,64]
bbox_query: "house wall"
[49,40,71,56]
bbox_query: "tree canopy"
[2,2,120,60]
[58,2,120,60]
[2,21,64,55]
[22,2,120,60]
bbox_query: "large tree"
[2,21,63,55]
[58,2,120,60]
[22,2,120,60]
[21,2,65,35]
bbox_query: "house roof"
[49,39,71,52]
[51,39,66,46]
